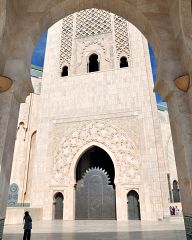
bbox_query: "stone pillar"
[167,91,192,240]
[0,81,31,240]
[63,185,75,220]
[115,183,125,221]
[157,77,192,240]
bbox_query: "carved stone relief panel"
[52,121,140,186]
[73,33,113,74]
[7,183,19,207]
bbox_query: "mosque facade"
[6,9,180,224]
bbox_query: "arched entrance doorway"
[54,192,64,220]
[127,190,141,220]
[75,146,116,220]
[172,180,181,203]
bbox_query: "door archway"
[127,190,141,220]
[75,146,116,220]
[54,192,64,220]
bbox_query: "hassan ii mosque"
[6,9,181,224]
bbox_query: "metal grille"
[75,168,116,220]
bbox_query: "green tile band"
[0,218,5,240]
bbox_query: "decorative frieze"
[53,121,140,185]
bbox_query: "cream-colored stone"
[6,11,181,224]
[0,1,191,239]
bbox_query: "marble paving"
[3,218,186,240]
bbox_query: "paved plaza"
[3,218,186,240]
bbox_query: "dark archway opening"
[127,190,141,220]
[120,56,128,68]
[61,66,68,77]
[172,180,180,203]
[88,54,99,72]
[54,192,64,220]
[75,146,116,220]
[76,146,115,186]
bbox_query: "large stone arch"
[71,142,118,184]
[1,0,174,83]
[179,0,192,71]
[52,121,140,186]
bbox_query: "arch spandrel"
[52,121,140,185]
[1,0,163,80]
[2,0,189,94]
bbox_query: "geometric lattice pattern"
[76,9,111,38]
[60,15,73,69]
[114,16,130,59]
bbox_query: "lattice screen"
[60,15,73,69]
[76,9,111,38]
[114,16,130,59]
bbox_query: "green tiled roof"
[157,103,167,111]
[30,65,43,78]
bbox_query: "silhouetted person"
[23,211,32,240]
[172,206,175,215]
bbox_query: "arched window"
[127,190,141,220]
[54,192,64,219]
[88,54,99,72]
[17,122,26,140]
[61,66,68,77]
[120,56,128,68]
[172,180,180,202]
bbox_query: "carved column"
[0,81,31,240]
[156,76,192,240]
[168,93,192,240]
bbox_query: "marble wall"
[6,12,179,223]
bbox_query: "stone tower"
[7,9,180,223]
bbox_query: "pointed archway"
[127,190,141,220]
[54,192,64,220]
[75,146,116,220]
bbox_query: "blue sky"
[31,32,162,103]
[31,32,47,67]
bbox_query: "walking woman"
[23,211,32,240]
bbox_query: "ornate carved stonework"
[114,16,130,60]
[76,37,110,69]
[60,15,73,69]
[53,121,140,185]
[76,9,111,38]
[7,183,19,206]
